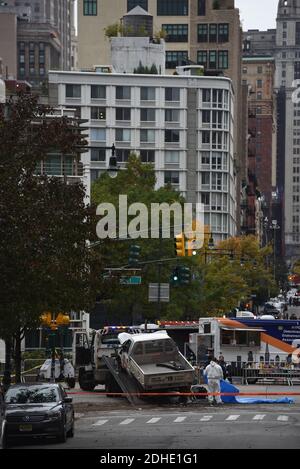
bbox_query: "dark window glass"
[202,89,211,102]
[295,62,300,79]
[116,149,131,162]
[218,50,228,69]
[140,150,155,163]
[166,50,188,68]
[83,0,97,16]
[91,85,106,99]
[163,24,188,42]
[157,0,188,16]
[209,50,217,69]
[164,171,179,184]
[66,84,81,98]
[198,0,206,15]
[91,107,106,120]
[198,24,208,42]
[91,148,106,161]
[218,23,229,43]
[127,0,148,11]
[116,108,131,120]
[141,87,156,100]
[165,109,180,122]
[165,129,180,142]
[140,108,155,121]
[209,24,217,42]
[165,87,180,101]
[116,86,131,100]
[197,50,207,67]
[297,23,300,45]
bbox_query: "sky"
[236,0,278,31]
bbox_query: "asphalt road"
[7,406,300,450]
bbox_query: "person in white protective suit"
[203,358,224,405]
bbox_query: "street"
[8,406,300,450]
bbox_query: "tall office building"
[275,0,300,262]
[0,0,75,89]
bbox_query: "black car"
[0,383,74,448]
[263,304,281,319]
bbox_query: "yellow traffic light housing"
[40,312,52,327]
[56,313,70,327]
[175,233,185,257]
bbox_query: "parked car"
[0,383,74,448]
[263,303,281,318]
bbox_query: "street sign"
[120,276,142,285]
[148,283,170,302]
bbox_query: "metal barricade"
[243,364,300,386]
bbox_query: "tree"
[0,93,102,383]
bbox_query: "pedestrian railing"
[243,365,300,386]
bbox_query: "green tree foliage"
[0,93,102,381]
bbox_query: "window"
[202,89,211,103]
[163,24,188,42]
[212,131,222,149]
[218,24,229,43]
[127,0,148,11]
[201,151,210,166]
[198,24,208,42]
[209,24,217,43]
[257,79,262,88]
[91,148,106,161]
[218,50,228,69]
[201,193,210,205]
[116,149,130,162]
[202,131,210,144]
[165,151,179,164]
[257,91,262,100]
[165,129,180,142]
[165,109,180,122]
[140,129,155,143]
[198,0,206,16]
[116,108,131,121]
[90,128,106,141]
[165,87,180,102]
[141,87,156,101]
[209,50,217,69]
[116,86,131,100]
[116,129,131,142]
[295,62,300,80]
[140,108,156,121]
[201,172,210,187]
[83,0,97,16]
[202,110,211,124]
[166,50,188,68]
[91,85,106,99]
[257,66,263,74]
[164,171,179,185]
[157,0,188,16]
[66,84,81,98]
[140,150,155,163]
[197,50,207,67]
[91,107,106,120]
[296,23,300,45]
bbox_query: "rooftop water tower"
[123,6,153,37]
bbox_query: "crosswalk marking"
[147,418,161,424]
[93,419,108,426]
[174,417,186,423]
[277,415,289,422]
[253,415,266,421]
[200,415,213,421]
[120,418,135,425]
[226,415,240,421]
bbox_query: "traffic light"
[129,245,141,266]
[40,312,52,327]
[175,233,185,257]
[170,267,180,286]
[179,266,191,285]
[187,238,198,257]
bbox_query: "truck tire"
[78,369,96,392]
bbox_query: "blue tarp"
[204,378,294,404]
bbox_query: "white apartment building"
[48,70,236,240]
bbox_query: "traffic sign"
[120,276,142,285]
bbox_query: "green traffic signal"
[170,265,191,286]
[170,267,180,286]
[129,245,141,266]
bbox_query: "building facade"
[0,0,75,89]
[49,69,237,241]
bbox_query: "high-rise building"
[0,1,75,89]
[48,68,237,241]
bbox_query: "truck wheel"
[78,370,95,392]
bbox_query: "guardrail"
[243,366,300,386]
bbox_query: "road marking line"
[253,414,266,421]
[277,415,289,422]
[147,418,161,424]
[174,417,186,423]
[226,415,240,421]
[200,416,213,421]
[119,418,135,425]
[93,419,108,426]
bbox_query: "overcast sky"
[236,0,278,31]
